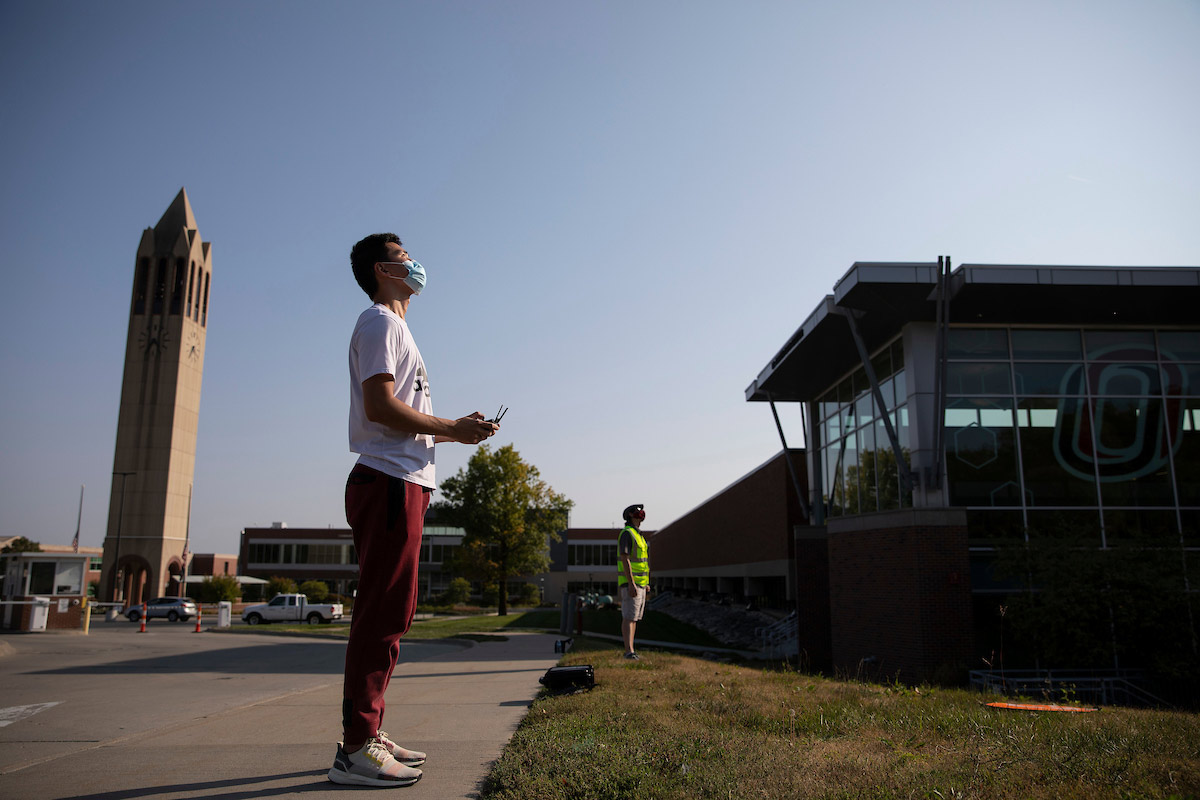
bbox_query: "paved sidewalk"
[3,631,563,800]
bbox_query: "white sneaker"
[328,738,423,787]
[377,729,427,767]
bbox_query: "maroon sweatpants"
[342,464,431,749]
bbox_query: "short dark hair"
[350,233,402,299]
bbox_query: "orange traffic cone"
[194,605,202,633]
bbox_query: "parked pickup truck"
[241,594,344,625]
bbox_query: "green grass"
[480,645,1200,800]
[214,610,561,639]
[576,608,727,648]
[212,607,727,650]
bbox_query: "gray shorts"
[620,585,646,621]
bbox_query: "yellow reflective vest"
[617,525,649,587]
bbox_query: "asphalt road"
[0,618,460,777]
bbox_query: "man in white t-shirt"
[329,233,498,789]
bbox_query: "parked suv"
[124,596,198,622]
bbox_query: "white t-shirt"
[348,304,436,487]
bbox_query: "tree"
[299,579,329,603]
[515,581,541,607]
[1,536,41,554]
[442,577,471,606]
[197,575,241,603]
[266,576,298,598]
[434,444,571,616]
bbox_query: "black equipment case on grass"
[539,665,595,691]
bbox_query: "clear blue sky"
[2,1,1197,554]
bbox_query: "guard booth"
[1,551,91,631]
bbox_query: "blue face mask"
[381,260,426,295]
[400,260,426,295]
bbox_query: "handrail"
[969,668,1174,709]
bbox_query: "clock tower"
[101,188,211,604]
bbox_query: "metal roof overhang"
[746,263,1200,403]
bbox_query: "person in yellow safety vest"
[617,503,649,660]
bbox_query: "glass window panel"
[896,405,912,507]
[854,390,874,426]
[944,398,1020,506]
[893,368,907,407]
[871,347,891,383]
[857,423,878,513]
[1025,510,1103,543]
[823,416,842,450]
[819,389,839,421]
[947,328,1008,359]
[1017,398,1097,506]
[29,562,55,594]
[875,417,900,510]
[1172,397,1200,505]
[1092,397,1176,506]
[836,375,852,405]
[947,363,1012,395]
[824,445,843,516]
[838,398,856,432]
[1162,363,1200,396]
[877,376,895,410]
[1158,331,1200,361]
[842,431,860,514]
[1011,329,1083,360]
[1104,509,1180,544]
[1090,363,1161,396]
[891,339,905,376]
[851,366,868,397]
[1013,362,1086,396]
[966,510,1026,543]
[1085,330,1156,361]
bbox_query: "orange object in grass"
[986,702,1098,713]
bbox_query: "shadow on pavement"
[55,769,333,800]
[26,642,347,676]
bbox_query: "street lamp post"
[110,471,135,603]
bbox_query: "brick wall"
[794,527,832,671]
[826,509,971,684]
[652,449,804,571]
[9,597,84,631]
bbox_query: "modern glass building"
[747,261,1199,685]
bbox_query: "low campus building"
[650,449,803,610]
[238,514,467,600]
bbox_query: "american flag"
[72,485,84,553]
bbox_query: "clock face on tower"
[137,320,170,355]
[185,329,201,364]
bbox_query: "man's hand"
[447,412,498,445]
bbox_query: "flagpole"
[72,485,84,553]
[181,484,192,596]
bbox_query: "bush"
[266,576,298,598]
[241,583,265,602]
[196,575,241,603]
[481,582,499,607]
[443,578,471,606]
[515,582,541,607]
[299,580,329,603]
